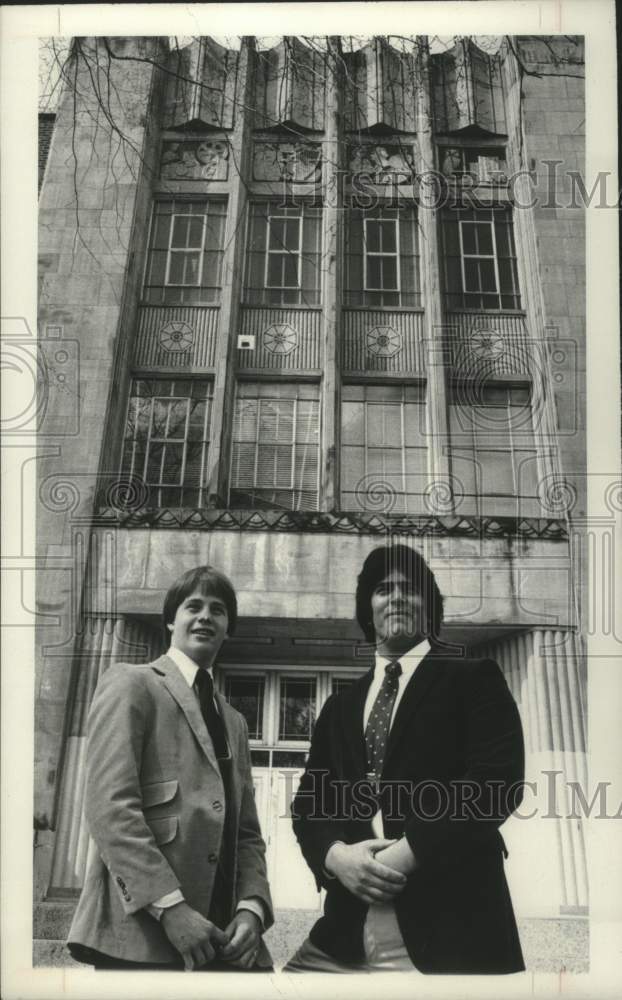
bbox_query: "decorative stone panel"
[160,138,229,180]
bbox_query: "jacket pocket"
[141,779,178,809]
[148,815,178,845]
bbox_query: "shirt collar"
[167,645,213,688]
[375,637,431,681]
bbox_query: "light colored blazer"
[68,654,273,965]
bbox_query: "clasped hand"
[161,902,261,970]
[325,839,408,904]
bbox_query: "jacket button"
[212,800,223,811]
[208,853,218,863]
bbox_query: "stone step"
[33,907,588,973]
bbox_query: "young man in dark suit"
[68,565,273,971]
[287,543,525,974]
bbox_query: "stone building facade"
[35,35,586,967]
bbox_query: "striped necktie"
[364,660,402,781]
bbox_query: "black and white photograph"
[1,2,621,997]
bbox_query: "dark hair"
[355,544,444,643]
[162,565,238,642]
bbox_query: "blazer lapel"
[382,652,445,775]
[154,655,222,778]
[342,668,375,779]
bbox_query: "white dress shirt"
[364,639,430,838]
[147,645,264,927]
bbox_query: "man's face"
[167,588,229,668]
[370,570,428,650]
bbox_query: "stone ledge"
[34,909,588,973]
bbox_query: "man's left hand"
[220,910,262,968]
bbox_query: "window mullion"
[291,396,297,495]
[400,390,407,510]
[295,214,302,299]
[490,215,501,304]
[198,390,210,507]
[164,210,175,286]
[179,398,190,501]
[197,210,208,288]
[253,397,261,490]
[458,219,467,304]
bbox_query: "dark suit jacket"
[292,652,525,974]
[68,655,273,966]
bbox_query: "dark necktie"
[364,660,402,781]
[194,668,233,927]
[194,669,229,760]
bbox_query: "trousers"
[284,903,420,973]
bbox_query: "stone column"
[205,38,254,505]
[319,38,343,511]
[416,40,451,507]
[478,628,588,915]
[35,36,165,863]
[48,616,162,893]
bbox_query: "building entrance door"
[251,762,320,910]
[218,667,359,910]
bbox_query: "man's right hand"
[160,901,228,970]
[324,839,408,904]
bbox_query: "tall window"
[229,382,320,510]
[245,203,322,305]
[121,378,212,506]
[341,383,427,514]
[279,676,316,742]
[224,675,265,741]
[143,199,227,305]
[449,382,539,516]
[442,207,520,310]
[345,205,420,307]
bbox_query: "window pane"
[380,256,398,290]
[146,443,165,484]
[341,445,365,494]
[225,675,265,740]
[478,259,497,292]
[495,218,511,256]
[461,223,477,255]
[188,216,204,247]
[404,402,427,447]
[464,259,479,291]
[267,255,283,286]
[230,384,319,509]
[230,442,256,487]
[443,217,460,256]
[366,221,381,252]
[268,218,285,249]
[161,443,185,485]
[379,219,397,253]
[366,256,381,289]
[445,256,462,294]
[279,677,316,741]
[259,399,294,442]
[342,400,365,446]
[153,215,171,251]
[475,222,494,254]
[294,444,318,489]
[282,253,299,287]
[284,218,300,250]
[368,403,401,447]
[497,258,513,293]
[332,677,356,695]
[121,379,211,506]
